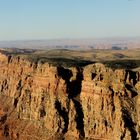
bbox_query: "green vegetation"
[103,60,140,69]
[2,48,140,69]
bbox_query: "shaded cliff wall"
[0,54,140,140]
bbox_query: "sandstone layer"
[0,53,140,140]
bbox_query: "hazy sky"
[0,0,140,41]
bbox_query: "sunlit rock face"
[0,53,140,140]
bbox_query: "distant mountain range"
[0,37,140,50]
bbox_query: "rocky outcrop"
[0,53,140,140]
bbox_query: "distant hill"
[0,37,140,50]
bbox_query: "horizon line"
[0,36,140,42]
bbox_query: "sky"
[0,0,140,41]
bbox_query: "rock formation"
[0,53,140,140]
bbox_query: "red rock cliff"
[0,54,140,140]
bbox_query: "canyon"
[0,52,140,140]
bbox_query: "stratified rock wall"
[0,54,139,140]
[82,64,140,140]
